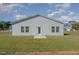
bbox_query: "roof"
[12,14,64,25]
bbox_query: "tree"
[0,21,12,31]
[0,22,3,30]
[72,22,79,30]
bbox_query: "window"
[51,26,55,32]
[38,27,41,34]
[26,26,29,32]
[21,26,24,32]
[56,26,59,32]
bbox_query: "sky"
[0,3,79,23]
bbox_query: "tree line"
[0,21,11,30]
[72,22,79,30]
[67,21,79,31]
[0,21,79,31]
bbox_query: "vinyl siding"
[12,16,64,36]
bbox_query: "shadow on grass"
[64,33,70,35]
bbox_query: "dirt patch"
[1,51,79,55]
[15,51,79,55]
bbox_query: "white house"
[12,15,64,38]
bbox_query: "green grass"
[0,31,79,52]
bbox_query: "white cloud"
[0,3,25,13]
[48,8,65,17]
[0,4,13,13]
[7,4,25,8]
[67,11,79,16]
[58,16,72,22]
[14,14,27,20]
[58,15,79,23]
[48,3,70,9]
[47,3,71,17]
[48,9,63,17]
[68,12,74,15]
[48,3,79,23]
[55,3,70,9]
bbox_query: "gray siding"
[12,16,64,36]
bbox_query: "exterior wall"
[12,16,64,36]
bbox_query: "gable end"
[12,15,63,25]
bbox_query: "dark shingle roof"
[12,14,63,25]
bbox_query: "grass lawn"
[0,31,79,52]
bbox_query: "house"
[12,15,64,38]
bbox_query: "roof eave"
[12,14,64,25]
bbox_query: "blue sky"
[0,3,79,23]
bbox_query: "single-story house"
[12,15,64,38]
